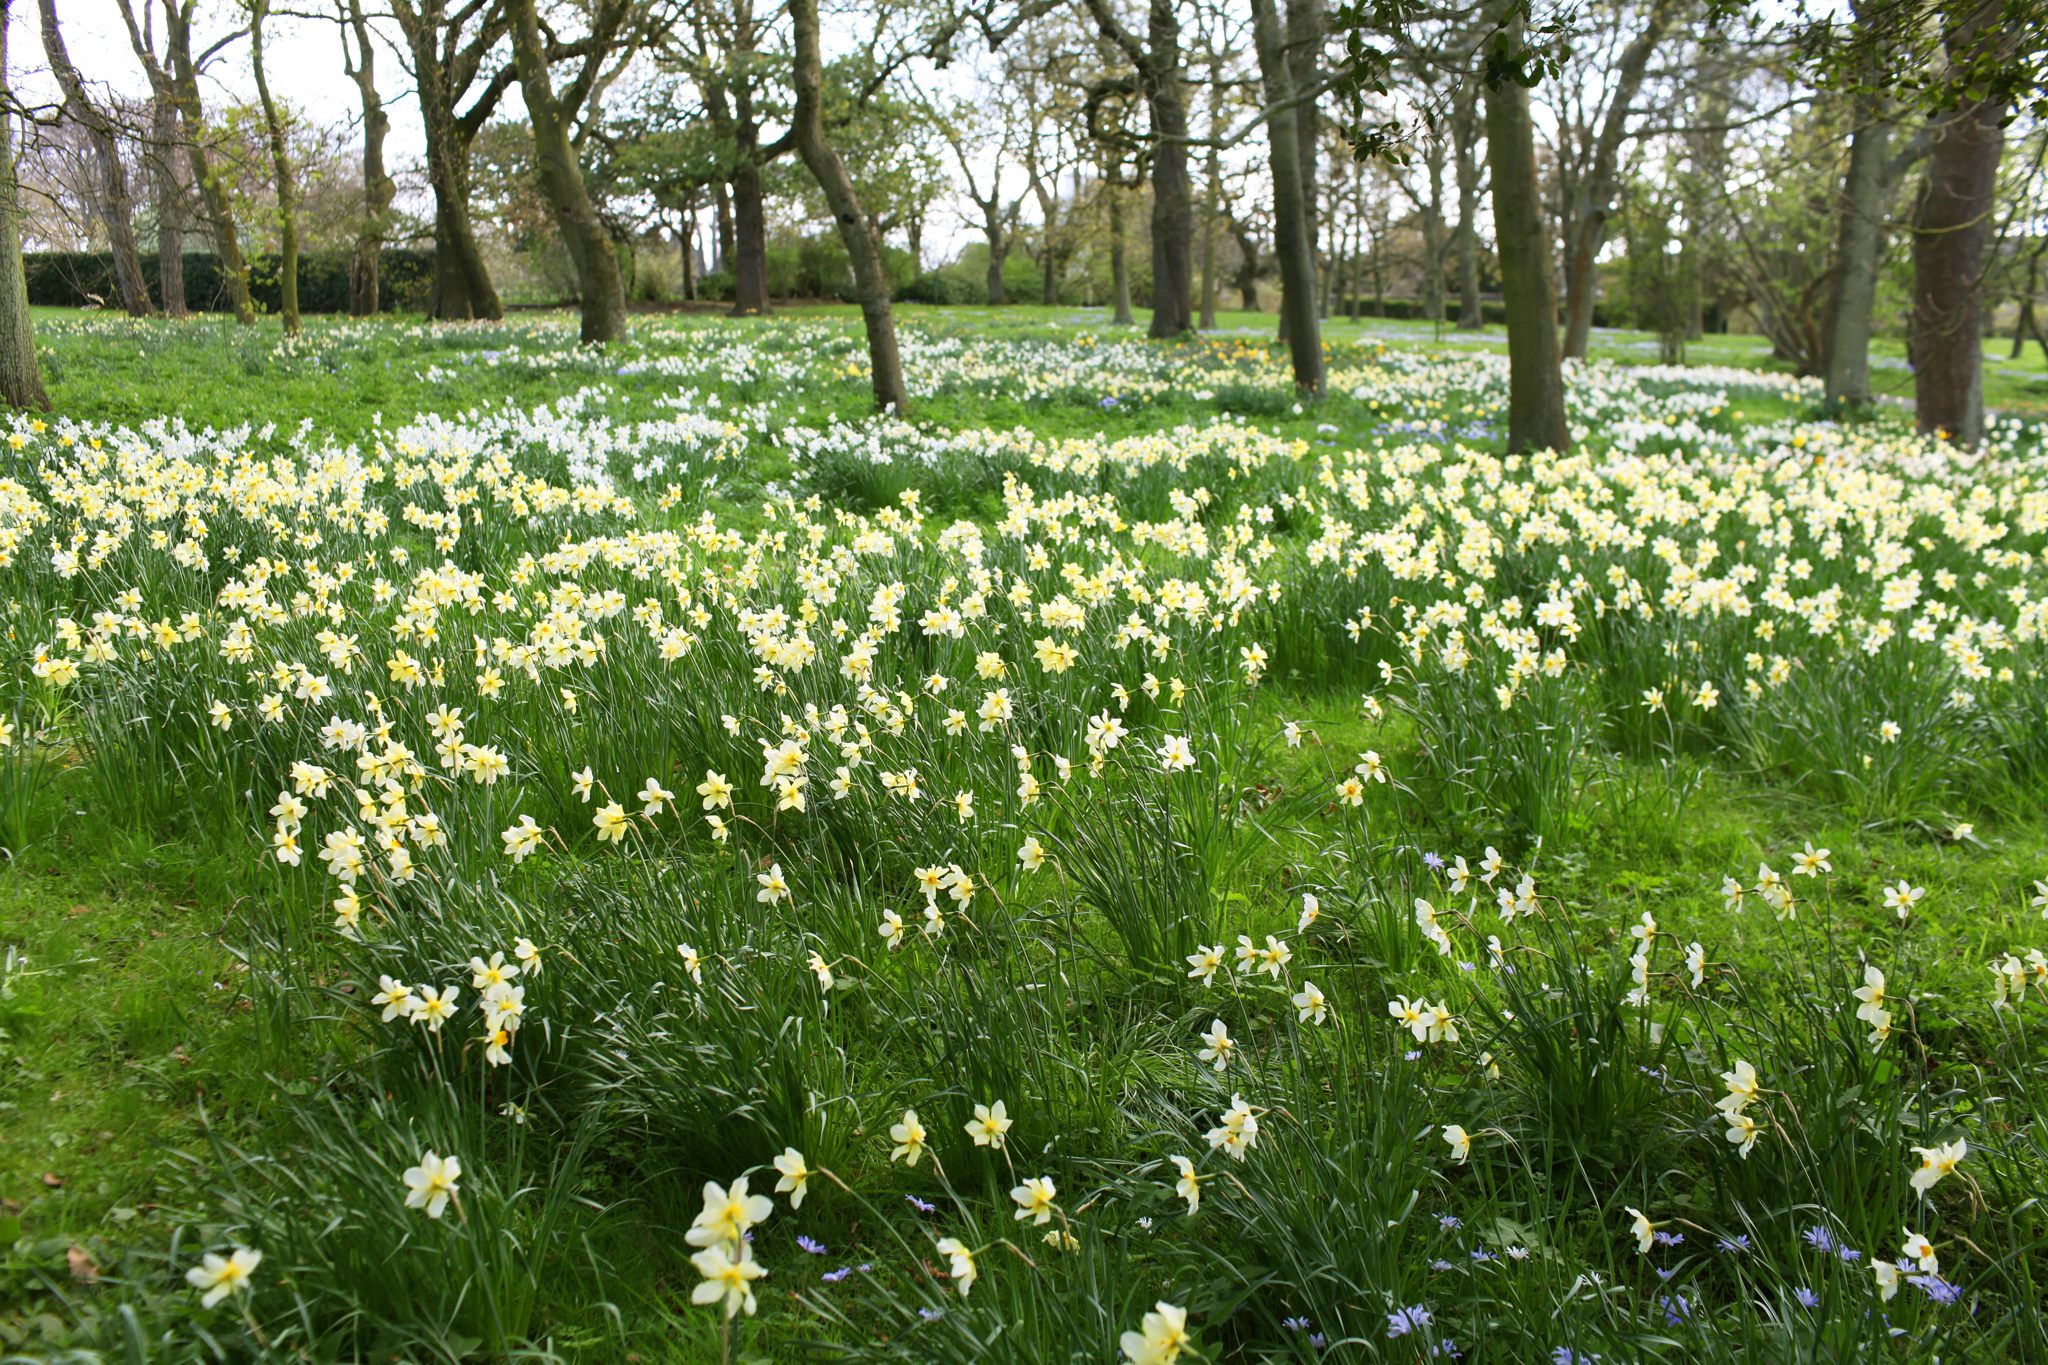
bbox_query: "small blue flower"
[797,1235,826,1255]
[906,1195,936,1213]
[1717,1235,1752,1254]
[1387,1304,1433,1338]
[822,1268,851,1283]
[1654,1231,1684,1246]
[1909,1274,1960,1305]
[1793,1287,1820,1308]
[1282,1317,1311,1331]
[1423,851,1445,870]
[1803,1226,1837,1254]
[918,1307,943,1322]
[1438,1214,1463,1231]
[1308,1335,1326,1351]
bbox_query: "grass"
[2,305,2046,1362]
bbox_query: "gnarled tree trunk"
[166,0,255,324]
[249,0,299,333]
[344,0,396,316]
[1822,95,1892,411]
[1452,73,1483,329]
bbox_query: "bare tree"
[1252,0,1321,390]
[39,0,153,315]
[112,0,189,317]
[249,0,301,331]
[1081,0,1195,336]
[341,0,397,315]
[158,0,256,323]
[1484,18,1568,452]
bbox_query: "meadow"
[2,306,2047,1364]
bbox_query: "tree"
[1910,12,2007,446]
[789,0,907,410]
[1483,22,1569,452]
[112,0,189,317]
[39,0,153,316]
[0,0,49,410]
[1253,0,1323,391]
[508,0,633,343]
[341,0,397,316]
[1081,0,1196,336]
[1450,71,1483,327]
[390,0,514,320]
[157,0,257,324]
[945,105,1021,304]
[1559,0,1673,359]
[248,0,301,332]
[689,0,792,315]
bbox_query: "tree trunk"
[1452,74,1482,329]
[1561,0,1669,358]
[1286,0,1320,289]
[166,0,253,324]
[1253,0,1323,394]
[790,0,907,412]
[1232,216,1260,310]
[249,0,299,333]
[152,92,187,318]
[1485,65,1569,452]
[508,0,625,343]
[393,0,504,322]
[0,0,48,411]
[40,0,153,317]
[1111,185,1136,325]
[345,0,395,316]
[1144,0,1193,336]
[713,177,734,274]
[984,202,1007,304]
[1911,17,2005,447]
[730,162,771,313]
[1822,96,1892,411]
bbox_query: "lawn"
[2,306,2046,1363]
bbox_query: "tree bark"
[1560,0,1669,359]
[1253,0,1323,394]
[789,0,908,412]
[1911,13,2005,448]
[508,0,627,343]
[1452,73,1482,329]
[165,0,254,324]
[1229,210,1261,310]
[986,205,1008,304]
[1822,95,1892,411]
[1286,0,1320,289]
[249,0,300,333]
[1088,0,1193,336]
[1485,64,1569,452]
[712,176,734,274]
[0,0,49,411]
[344,0,396,315]
[40,0,153,316]
[392,0,507,321]
[112,0,185,316]
[1110,184,1136,324]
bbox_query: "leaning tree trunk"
[1561,0,1669,358]
[1253,0,1323,394]
[250,0,299,333]
[1485,64,1569,453]
[1822,95,1892,412]
[509,0,625,343]
[789,0,908,412]
[1453,74,1482,329]
[40,0,153,317]
[167,0,254,325]
[0,0,49,410]
[397,5,503,322]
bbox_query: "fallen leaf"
[66,1246,99,1282]
[40,1172,63,1188]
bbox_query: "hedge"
[23,249,437,314]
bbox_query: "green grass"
[3,307,2046,1361]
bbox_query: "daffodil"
[689,1241,766,1318]
[965,1100,1012,1150]
[1292,982,1328,1025]
[934,1236,977,1296]
[1625,1205,1656,1254]
[890,1109,928,1165]
[403,1150,461,1218]
[1197,1019,1234,1071]
[185,1247,262,1307]
[1119,1301,1189,1365]
[686,1176,774,1250]
[772,1147,810,1208]
[1169,1154,1202,1211]
[1010,1175,1057,1224]
[1910,1138,1966,1193]
[1442,1124,1471,1162]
